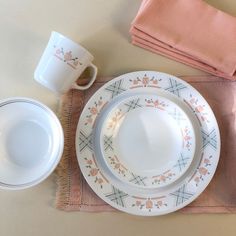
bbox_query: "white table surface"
[0,0,236,235]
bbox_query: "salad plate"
[99,94,196,188]
[76,71,220,215]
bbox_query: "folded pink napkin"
[130,0,236,80]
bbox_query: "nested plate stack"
[76,71,220,216]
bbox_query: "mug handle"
[71,63,98,90]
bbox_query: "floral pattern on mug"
[53,45,83,69]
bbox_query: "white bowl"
[0,97,64,189]
[99,94,196,188]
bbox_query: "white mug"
[34,31,97,94]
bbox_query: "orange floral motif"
[98,100,103,106]
[145,200,153,209]
[107,109,123,131]
[142,76,149,86]
[152,171,175,185]
[195,105,204,113]
[193,155,212,186]
[73,60,79,66]
[132,198,167,212]
[108,156,127,177]
[133,80,138,85]
[85,97,105,126]
[204,158,211,166]
[129,75,161,89]
[84,157,108,188]
[160,175,166,181]
[189,94,209,123]
[198,167,208,176]
[53,45,82,69]
[114,163,121,169]
[136,200,141,206]
[145,98,168,110]
[89,168,99,176]
[64,51,72,61]
[153,80,158,85]
[182,126,192,151]
[90,107,98,115]
[97,178,103,184]
[86,160,93,165]
[194,176,200,184]
[87,117,93,124]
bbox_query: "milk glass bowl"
[0,97,64,189]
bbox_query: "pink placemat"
[55,75,236,213]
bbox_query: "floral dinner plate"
[76,71,220,216]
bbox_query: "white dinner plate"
[76,71,220,216]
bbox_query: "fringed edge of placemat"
[55,91,73,210]
[55,90,85,210]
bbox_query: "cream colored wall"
[0,0,236,235]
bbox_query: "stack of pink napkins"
[130,0,236,80]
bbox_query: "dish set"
[0,32,220,216]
